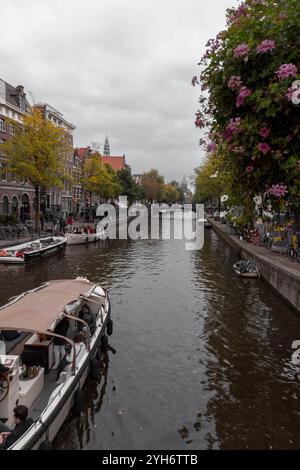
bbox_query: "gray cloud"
[1,0,237,182]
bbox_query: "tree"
[194,153,227,206]
[3,107,70,231]
[117,165,145,203]
[157,183,180,204]
[140,169,165,203]
[81,153,121,204]
[169,180,185,203]
[194,0,300,218]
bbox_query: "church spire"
[103,135,110,156]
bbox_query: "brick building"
[0,79,34,220]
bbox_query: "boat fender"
[89,358,101,380]
[38,439,53,450]
[100,334,108,354]
[86,236,89,242]
[107,318,113,336]
[73,389,85,417]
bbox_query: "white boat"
[66,226,107,245]
[0,236,67,264]
[0,278,112,450]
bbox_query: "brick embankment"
[209,219,300,313]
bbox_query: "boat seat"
[1,331,29,354]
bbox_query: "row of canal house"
[0,78,76,221]
[0,78,126,222]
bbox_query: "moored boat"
[0,278,112,450]
[0,236,67,264]
[66,226,107,245]
[233,260,260,278]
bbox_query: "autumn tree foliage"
[81,153,121,202]
[3,107,70,230]
[140,169,165,203]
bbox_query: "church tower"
[103,135,110,156]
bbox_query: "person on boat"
[52,317,70,370]
[56,332,87,384]
[78,304,96,335]
[0,405,33,450]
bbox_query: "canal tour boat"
[233,260,260,278]
[0,236,67,264]
[0,278,112,450]
[66,224,107,246]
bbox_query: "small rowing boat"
[233,260,260,278]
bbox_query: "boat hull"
[66,230,106,245]
[233,266,259,278]
[0,237,67,264]
[10,304,110,450]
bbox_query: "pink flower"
[258,143,271,154]
[228,76,243,90]
[259,127,270,138]
[256,40,275,54]
[195,111,205,128]
[286,81,300,104]
[234,43,250,58]
[207,142,216,153]
[236,86,252,107]
[191,76,199,87]
[268,184,288,198]
[246,165,254,173]
[228,5,250,25]
[227,117,243,134]
[276,64,298,80]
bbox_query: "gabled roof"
[0,79,30,112]
[76,147,90,160]
[102,155,125,171]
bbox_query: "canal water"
[1,227,300,449]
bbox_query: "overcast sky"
[1,0,237,183]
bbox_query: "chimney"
[16,85,24,94]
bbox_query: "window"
[12,196,18,214]
[9,124,15,135]
[1,163,7,181]
[0,118,4,132]
[2,196,9,215]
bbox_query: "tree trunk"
[34,185,40,233]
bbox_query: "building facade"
[0,79,34,221]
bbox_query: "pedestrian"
[52,217,58,236]
[66,213,73,233]
[59,216,66,234]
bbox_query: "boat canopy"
[0,279,95,333]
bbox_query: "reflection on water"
[0,227,300,449]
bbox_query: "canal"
[1,227,300,450]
